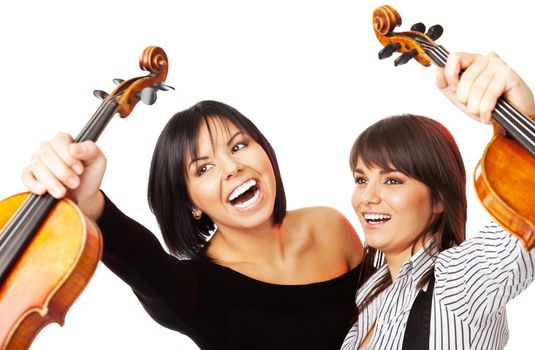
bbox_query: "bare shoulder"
[288,206,364,267]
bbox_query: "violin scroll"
[372,5,443,67]
[373,5,402,35]
[98,46,174,118]
[140,46,168,77]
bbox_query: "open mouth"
[363,213,391,225]
[228,179,260,209]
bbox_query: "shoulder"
[288,206,349,233]
[288,206,364,267]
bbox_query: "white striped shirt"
[342,222,535,350]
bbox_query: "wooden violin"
[371,5,535,249]
[0,46,172,349]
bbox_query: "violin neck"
[75,99,118,142]
[421,41,535,158]
[0,98,119,284]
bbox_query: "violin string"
[494,103,535,153]
[0,195,39,249]
[500,100,535,137]
[76,98,116,142]
[0,196,59,284]
[423,43,448,66]
[421,41,535,150]
[1,99,116,247]
[422,41,535,147]
[1,98,118,276]
[422,48,444,68]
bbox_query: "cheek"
[351,188,360,211]
[258,153,276,185]
[397,192,434,228]
[187,176,220,208]
[261,154,274,173]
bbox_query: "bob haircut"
[349,114,467,316]
[148,100,286,258]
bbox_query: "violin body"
[475,125,535,248]
[0,46,171,349]
[0,193,102,349]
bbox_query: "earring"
[192,210,202,220]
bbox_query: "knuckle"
[39,141,50,151]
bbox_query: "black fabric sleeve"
[97,192,200,330]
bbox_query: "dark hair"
[148,100,287,258]
[349,114,467,318]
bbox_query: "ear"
[432,200,445,214]
[191,207,203,220]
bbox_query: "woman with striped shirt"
[342,52,535,349]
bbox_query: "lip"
[226,177,263,211]
[360,210,392,228]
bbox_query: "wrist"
[79,191,105,222]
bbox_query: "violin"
[371,5,535,249]
[0,46,172,349]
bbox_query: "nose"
[222,155,243,180]
[359,182,381,205]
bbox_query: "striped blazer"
[342,222,535,350]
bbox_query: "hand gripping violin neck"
[0,46,173,349]
[372,5,535,250]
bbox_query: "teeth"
[229,179,257,202]
[363,213,391,221]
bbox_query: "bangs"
[183,114,253,179]
[148,100,287,257]
[350,116,420,178]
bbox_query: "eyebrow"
[188,131,245,169]
[353,167,399,175]
[227,131,244,146]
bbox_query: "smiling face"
[186,117,277,233]
[351,159,442,257]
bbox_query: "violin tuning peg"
[394,49,418,66]
[113,78,125,85]
[378,42,401,60]
[426,25,443,40]
[140,87,157,105]
[93,90,109,101]
[411,22,426,33]
[156,82,175,91]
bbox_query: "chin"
[363,234,390,252]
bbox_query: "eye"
[353,174,368,185]
[197,163,214,176]
[231,142,247,154]
[384,177,403,185]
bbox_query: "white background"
[1,1,533,348]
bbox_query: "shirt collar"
[397,239,436,284]
[357,240,437,303]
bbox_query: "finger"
[69,141,106,173]
[38,141,80,191]
[29,157,68,198]
[456,54,489,105]
[479,65,511,124]
[21,165,47,195]
[444,52,483,93]
[435,67,448,90]
[69,141,102,163]
[50,132,84,175]
[444,53,472,91]
[465,61,499,120]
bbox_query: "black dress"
[98,195,360,350]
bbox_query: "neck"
[384,236,429,281]
[211,218,288,265]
